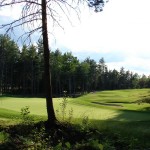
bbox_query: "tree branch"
[0,0,41,7]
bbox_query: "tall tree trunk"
[10,64,13,94]
[0,66,3,95]
[69,77,72,96]
[31,60,34,95]
[0,59,4,95]
[73,75,75,96]
[41,0,56,124]
[58,76,61,97]
[23,61,25,95]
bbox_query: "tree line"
[0,34,150,97]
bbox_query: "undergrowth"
[1,120,149,150]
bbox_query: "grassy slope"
[69,89,150,121]
[0,89,150,122]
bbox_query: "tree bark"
[41,0,56,124]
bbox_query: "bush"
[20,106,33,124]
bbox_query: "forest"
[0,34,150,96]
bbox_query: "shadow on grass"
[0,94,45,98]
[140,106,150,112]
[1,114,150,149]
[111,109,150,121]
[0,121,107,150]
[89,110,150,148]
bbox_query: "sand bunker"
[92,102,123,107]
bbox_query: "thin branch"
[53,0,74,26]
[0,18,41,31]
[0,11,41,27]
[0,0,41,7]
[0,0,89,45]
[18,26,42,44]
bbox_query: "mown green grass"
[0,89,150,122]
[0,97,47,116]
[69,89,150,121]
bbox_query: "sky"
[0,0,150,75]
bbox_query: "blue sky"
[0,0,150,75]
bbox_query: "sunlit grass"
[0,89,150,123]
[0,97,47,116]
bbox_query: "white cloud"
[50,0,150,75]
[0,4,22,20]
[53,0,150,52]
[107,56,150,76]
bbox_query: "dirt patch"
[92,102,123,107]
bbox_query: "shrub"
[20,106,33,124]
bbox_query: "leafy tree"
[61,52,79,95]
[20,45,29,95]
[88,0,108,12]
[108,69,119,90]
[51,49,63,96]
[28,45,37,95]
[0,34,19,94]
[139,75,147,88]
[84,57,97,91]
[97,57,107,90]
[118,67,126,89]
[76,62,90,93]
[130,72,139,88]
